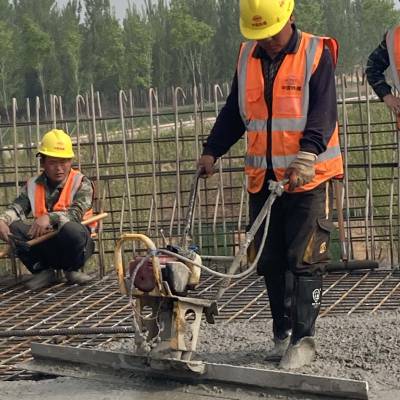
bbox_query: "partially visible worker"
[366,26,400,114]
[0,129,95,290]
[198,0,343,369]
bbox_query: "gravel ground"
[102,311,400,400]
[0,312,399,400]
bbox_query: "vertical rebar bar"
[173,87,186,236]
[341,75,351,259]
[356,72,369,258]
[389,181,395,268]
[365,81,375,260]
[75,95,85,171]
[12,98,19,196]
[35,97,41,174]
[96,92,117,245]
[118,90,134,237]
[214,84,228,255]
[25,98,34,174]
[128,89,140,228]
[90,85,105,277]
[149,88,159,244]
[193,85,203,251]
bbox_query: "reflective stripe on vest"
[237,31,343,193]
[386,26,400,92]
[26,169,96,229]
[246,144,342,169]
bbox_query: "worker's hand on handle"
[383,94,400,115]
[28,214,53,239]
[284,151,317,192]
[0,220,11,243]
[197,154,216,178]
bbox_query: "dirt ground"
[0,311,399,400]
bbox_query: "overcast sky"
[57,0,400,20]
[57,0,145,20]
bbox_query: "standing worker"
[0,129,95,290]
[366,26,400,114]
[198,0,343,369]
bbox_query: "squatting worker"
[197,0,343,370]
[366,25,400,116]
[0,129,95,290]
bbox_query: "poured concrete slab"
[23,343,368,400]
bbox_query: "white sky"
[56,0,145,20]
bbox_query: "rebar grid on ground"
[0,269,399,380]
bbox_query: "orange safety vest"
[237,31,343,193]
[26,169,97,231]
[386,25,400,92]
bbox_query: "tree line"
[0,0,399,118]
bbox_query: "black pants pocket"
[303,218,333,265]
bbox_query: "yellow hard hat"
[240,0,294,40]
[37,129,74,158]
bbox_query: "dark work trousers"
[250,179,333,339]
[9,221,95,274]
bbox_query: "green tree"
[145,0,174,90]
[55,0,83,99]
[122,3,153,89]
[169,0,215,86]
[19,15,54,115]
[0,0,15,121]
[354,0,400,66]
[82,0,125,96]
[320,0,357,73]
[295,0,325,35]
[214,0,241,83]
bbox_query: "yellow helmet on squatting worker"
[37,129,75,158]
[240,0,295,40]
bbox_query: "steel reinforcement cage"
[0,75,399,278]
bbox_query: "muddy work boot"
[64,271,92,285]
[279,275,322,370]
[264,335,291,361]
[279,336,316,369]
[25,269,57,290]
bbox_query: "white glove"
[285,151,317,191]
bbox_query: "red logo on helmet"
[252,15,267,27]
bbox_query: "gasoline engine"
[115,233,217,372]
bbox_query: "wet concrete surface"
[1,312,399,400]
[103,311,400,400]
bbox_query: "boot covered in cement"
[25,269,56,290]
[279,336,316,370]
[264,334,291,361]
[263,272,294,362]
[278,275,322,370]
[65,270,92,285]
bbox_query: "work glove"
[284,151,317,192]
[197,154,216,178]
